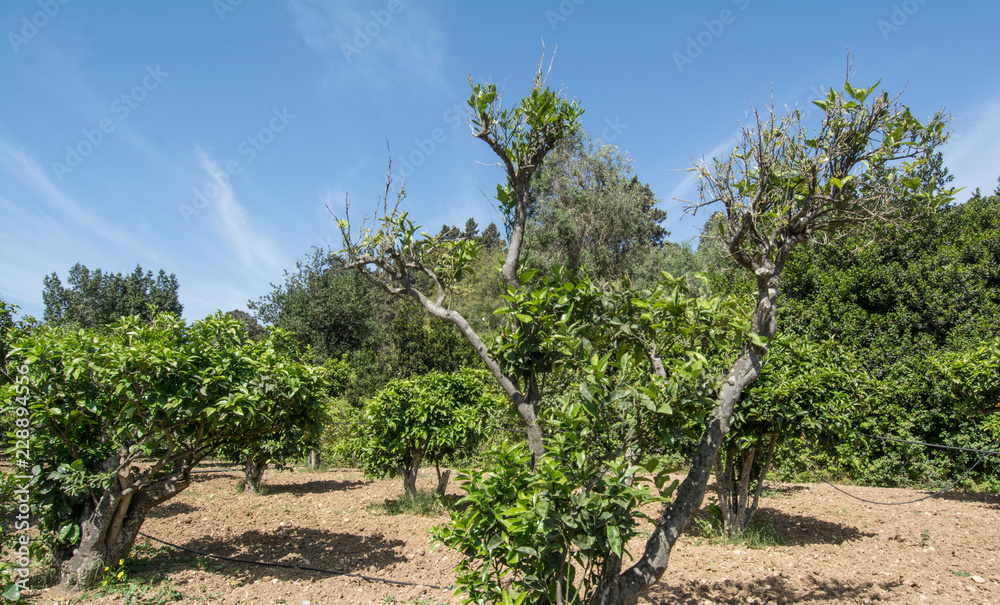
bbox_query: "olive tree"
[3,313,325,588]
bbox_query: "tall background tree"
[249,250,383,364]
[42,264,182,328]
[525,132,669,284]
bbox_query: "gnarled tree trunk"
[400,451,423,500]
[61,467,192,588]
[593,269,782,605]
[244,455,267,493]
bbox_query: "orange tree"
[2,313,325,588]
[346,369,505,499]
[338,62,951,604]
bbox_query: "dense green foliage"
[1,313,325,586]
[436,273,745,604]
[774,190,1000,486]
[347,369,505,498]
[340,66,954,603]
[249,250,383,363]
[436,409,665,605]
[716,336,869,533]
[8,59,986,601]
[525,132,668,284]
[216,310,327,492]
[42,264,182,328]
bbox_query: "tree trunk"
[60,471,191,588]
[603,269,782,604]
[715,432,779,536]
[400,451,423,500]
[435,462,451,497]
[587,553,624,605]
[308,449,321,470]
[747,434,779,526]
[244,456,267,493]
[716,446,756,536]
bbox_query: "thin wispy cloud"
[196,149,287,281]
[943,99,1000,198]
[289,0,445,90]
[0,142,145,251]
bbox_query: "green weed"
[370,491,446,516]
[690,504,785,549]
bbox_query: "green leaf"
[606,524,622,556]
[517,269,538,285]
[2,583,21,601]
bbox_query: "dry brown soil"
[29,467,1000,605]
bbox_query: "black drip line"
[794,431,998,506]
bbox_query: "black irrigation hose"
[136,532,447,591]
[860,433,1000,457]
[797,453,987,506]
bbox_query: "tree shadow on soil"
[754,508,874,546]
[262,478,367,496]
[147,501,198,518]
[135,526,407,584]
[929,489,1000,510]
[760,484,808,498]
[646,574,901,604]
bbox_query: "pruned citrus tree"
[346,369,505,499]
[336,58,952,604]
[2,312,325,588]
[337,58,583,464]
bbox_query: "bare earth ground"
[28,468,999,605]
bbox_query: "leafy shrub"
[346,369,505,498]
[434,398,674,605]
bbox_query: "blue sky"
[2,1,998,321]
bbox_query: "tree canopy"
[3,313,325,587]
[524,131,668,284]
[338,64,953,604]
[42,264,182,328]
